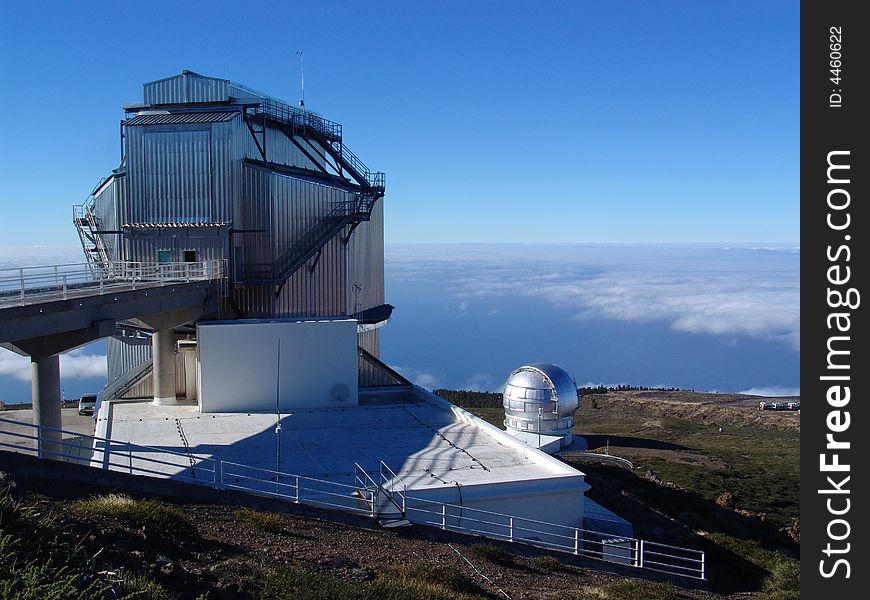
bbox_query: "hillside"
[3,475,720,600]
[2,388,799,599]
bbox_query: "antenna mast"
[296,51,305,111]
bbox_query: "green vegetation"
[468,543,513,566]
[236,507,285,532]
[530,554,567,572]
[224,559,488,600]
[704,533,799,599]
[0,490,124,600]
[118,573,176,600]
[72,493,197,541]
[442,389,800,595]
[553,579,680,600]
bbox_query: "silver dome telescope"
[502,363,579,450]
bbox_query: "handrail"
[0,259,227,306]
[0,416,704,580]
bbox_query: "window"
[183,250,197,263]
[157,250,172,264]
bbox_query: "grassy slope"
[444,389,800,597]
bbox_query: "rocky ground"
[9,476,738,600]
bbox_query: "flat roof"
[99,391,583,492]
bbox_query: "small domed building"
[502,363,586,452]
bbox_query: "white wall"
[197,319,358,413]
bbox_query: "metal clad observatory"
[503,363,579,450]
[75,71,389,400]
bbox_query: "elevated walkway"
[0,259,225,457]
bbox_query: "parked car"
[78,394,98,416]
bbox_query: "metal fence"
[0,259,226,306]
[0,416,704,580]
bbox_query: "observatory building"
[63,71,631,541]
[502,363,585,453]
[76,70,390,403]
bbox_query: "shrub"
[236,508,285,532]
[468,543,512,565]
[531,555,565,572]
[72,493,196,540]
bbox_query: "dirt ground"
[14,478,737,600]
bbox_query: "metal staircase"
[73,180,112,276]
[253,98,385,195]
[100,358,153,403]
[238,197,372,285]
[238,100,385,288]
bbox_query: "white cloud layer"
[0,348,107,382]
[388,244,800,351]
[389,365,442,390]
[739,386,800,397]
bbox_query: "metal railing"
[0,259,227,306]
[0,417,217,486]
[222,461,377,517]
[253,98,384,191]
[0,417,705,580]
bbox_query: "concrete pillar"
[151,329,177,405]
[31,355,62,459]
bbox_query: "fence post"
[62,275,67,300]
[574,529,579,555]
[19,268,24,304]
[700,551,705,580]
[128,441,132,474]
[295,475,300,502]
[441,504,446,530]
[509,517,513,542]
[638,540,644,569]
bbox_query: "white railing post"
[295,475,300,502]
[638,540,644,569]
[19,268,24,304]
[509,517,513,542]
[441,504,446,529]
[574,529,579,555]
[54,265,58,286]
[128,441,132,474]
[62,275,67,300]
[700,551,706,580]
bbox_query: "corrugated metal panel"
[125,124,232,225]
[126,111,238,126]
[108,335,193,400]
[93,176,122,262]
[144,72,230,105]
[125,228,226,264]
[346,200,385,317]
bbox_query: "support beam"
[31,355,62,459]
[151,329,177,406]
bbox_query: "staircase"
[73,182,112,276]
[239,100,385,287]
[100,358,153,403]
[253,98,385,195]
[238,199,366,285]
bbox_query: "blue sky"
[0,0,798,246]
[0,2,799,401]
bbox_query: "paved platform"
[98,394,578,492]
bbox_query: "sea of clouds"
[384,243,799,395]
